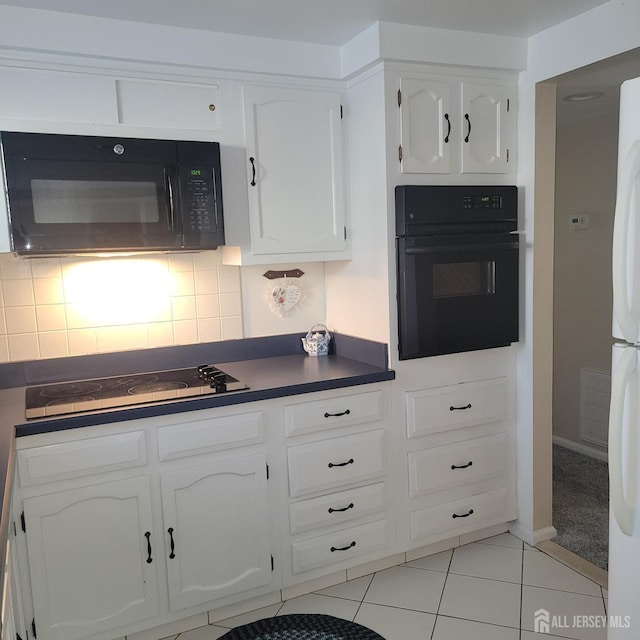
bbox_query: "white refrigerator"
[609,75,640,639]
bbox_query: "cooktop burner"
[25,365,249,419]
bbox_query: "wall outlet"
[570,213,590,230]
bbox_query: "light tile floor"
[178,533,609,640]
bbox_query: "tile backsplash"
[0,250,243,363]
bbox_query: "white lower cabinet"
[403,376,517,548]
[281,386,394,584]
[160,454,272,611]
[13,405,275,640]
[22,476,160,640]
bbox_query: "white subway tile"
[218,266,241,293]
[0,255,32,280]
[0,337,9,363]
[221,316,243,340]
[198,318,222,342]
[196,294,221,318]
[173,319,198,345]
[8,333,39,361]
[3,279,34,307]
[6,307,37,334]
[171,296,197,321]
[194,270,219,295]
[38,332,69,358]
[170,271,196,297]
[33,278,65,305]
[36,305,67,332]
[192,251,219,271]
[220,292,242,317]
[30,258,62,279]
[67,329,98,356]
[168,253,194,272]
[148,322,174,348]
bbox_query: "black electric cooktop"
[25,365,249,419]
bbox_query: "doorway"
[537,50,640,572]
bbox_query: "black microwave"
[0,131,224,255]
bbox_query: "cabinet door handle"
[451,461,473,470]
[249,157,256,186]
[444,113,451,143]
[144,531,153,564]
[324,409,351,418]
[450,403,472,411]
[328,502,355,514]
[328,458,354,468]
[168,527,176,559]
[452,509,474,519]
[464,113,471,142]
[330,541,356,552]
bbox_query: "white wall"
[553,113,617,448]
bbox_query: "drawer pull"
[451,461,473,470]
[324,409,351,418]
[328,502,355,514]
[328,458,354,468]
[450,403,472,411]
[452,509,474,519]
[168,527,176,559]
[331,541,356,552]
[144,531,153,564]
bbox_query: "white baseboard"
[553,435,608,462]
[509,522,557,546]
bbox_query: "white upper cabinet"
[0,67,119,125]
[398,74,515,176]
[116,79,222,131]
[399,77,452,174]
[241,84,348,258]
[460,82,511,173]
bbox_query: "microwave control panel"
[180,166,218,233]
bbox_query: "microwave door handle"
[165,172,176,231]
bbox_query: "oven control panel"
[181,166,218,233]
[463,195,503,210]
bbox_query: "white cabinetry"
[398,75,515,175]
[0,67,118,125]
[115,79,222,131]
[23,477,160,640]
[280,385,393,583]
[12,405,275,640]
[233,84,349,263]
[403,377,517,547]
[160,454,271,611]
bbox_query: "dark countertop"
[12,353,395,436]
[0,334,394,597]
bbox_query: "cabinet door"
[0,67,118,124]
[242,85,346,255]
[460,82,512,173]
[23,477,159,640]
[399,78,452,174]
[160,454,272,612]
[116,79,222,131]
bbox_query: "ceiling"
[0,0,612,45]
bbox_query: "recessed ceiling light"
[563,91,605,102]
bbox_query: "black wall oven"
[396,185,519,360]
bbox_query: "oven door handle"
[404,242,519,255]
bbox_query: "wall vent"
[579,368,611,448]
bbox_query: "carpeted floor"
[552,444,609,571]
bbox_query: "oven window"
[433,260,496,298]
[31,179,160,224]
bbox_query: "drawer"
[158,411,264,461]
[285,390,384,437]
[406,377,506,438]
[289,482,387,534]
[409,487,508,542]
[287,430,385,498]
[18,431,146,486]
[408,432,508,498]
[291,519,390,574]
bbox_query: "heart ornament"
[271,283,302,314]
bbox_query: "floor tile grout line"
[429,546,455,640]
[350,572,374,622]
